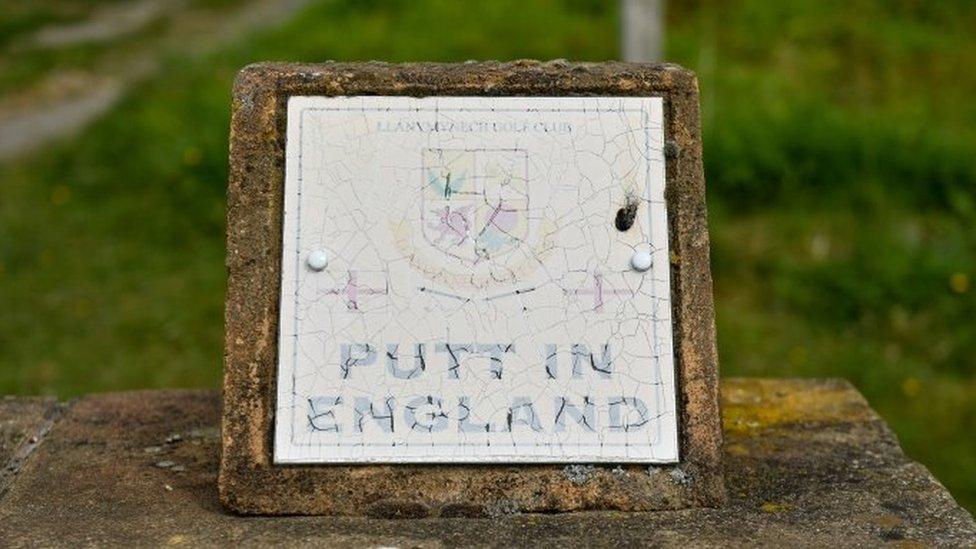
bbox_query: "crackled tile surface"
[275,96,676,463]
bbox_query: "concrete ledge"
[1,378,973,546]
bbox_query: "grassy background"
[1,0,973,511]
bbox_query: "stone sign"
[221,61,724,515]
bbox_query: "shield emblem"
[422,149,529,265]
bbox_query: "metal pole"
[621,0,665,62]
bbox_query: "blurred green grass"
[0,0,973,511]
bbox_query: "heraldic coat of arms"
[421,149,531,266]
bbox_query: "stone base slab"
[0,378,973,546]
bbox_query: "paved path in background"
[0,0,313,162]
[26,0,177,50]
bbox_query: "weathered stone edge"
[0,397,68,501]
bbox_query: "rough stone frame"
[220,61,724,516]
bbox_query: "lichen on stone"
[484,499,520,518]
[669,468,693,486]
[563,464,596,485]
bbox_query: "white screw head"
[306,250,329,271]
[630,250,652,272]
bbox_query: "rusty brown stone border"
[220,61,724,516]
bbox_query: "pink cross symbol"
[567,273,630,312]
[325,271,387,310]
